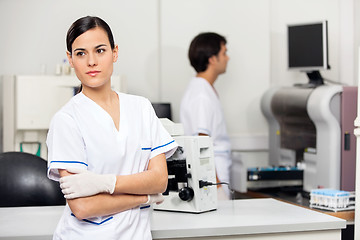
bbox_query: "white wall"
[0,0,358,153]
[159,0,271,151]
[339,0,356,86]
[270,0,341,87]
[355,0,360,84]
[0,0,161,101]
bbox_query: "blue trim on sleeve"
[71,213,113,225]
[49,160,88,167]
[141,140,175,152]
[151,140,175,152]
[140,205,150,209]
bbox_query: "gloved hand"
[143,193,165,205]
[60,168,116,199]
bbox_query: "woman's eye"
[76,52,85,56]
[97,49,105,54]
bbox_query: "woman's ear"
[66,51,74,67]
[113,45,119,63]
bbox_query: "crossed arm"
[59,153,167,220]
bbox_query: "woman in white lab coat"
[46,16,177,240]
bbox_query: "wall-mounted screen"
[287,20,329,86]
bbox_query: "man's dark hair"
[188,32,227,73]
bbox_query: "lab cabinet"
[1,75,124,159]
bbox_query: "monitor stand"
[294,71,324,88]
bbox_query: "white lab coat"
[180,77,232,197]
[47,92,177,240]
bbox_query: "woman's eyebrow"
[74,48,86,52]
[95,44,107,49]
[74,44,107,52]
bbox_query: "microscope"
[154,119,217,213]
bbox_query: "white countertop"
[0,198,346,239]
[151,198,346,239]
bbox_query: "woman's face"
[67,27,118,90]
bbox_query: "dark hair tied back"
[66,16,115,54]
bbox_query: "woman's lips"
[86,71,100,77]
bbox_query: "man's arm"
[198,133,221,185]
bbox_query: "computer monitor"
[287,20,330,86]
[151,103,172,120]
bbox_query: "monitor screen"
[288,20,329,71]
[151,103,172,120]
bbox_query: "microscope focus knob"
[178,187,194,201]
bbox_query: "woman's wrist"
[140,195,149,204]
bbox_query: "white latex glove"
[143,193,165,205]
[60,168,116,199]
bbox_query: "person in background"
[47,16,177,239]
[180,32,232,199]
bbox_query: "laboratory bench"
[235,189,354,239]
[0,198,345,240]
